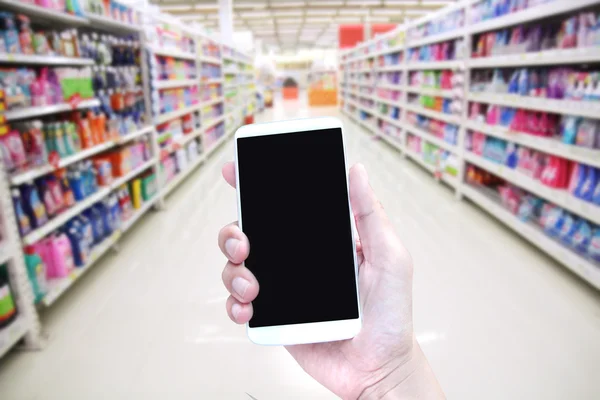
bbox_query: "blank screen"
[237,128,359,328]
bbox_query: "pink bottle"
[35,234,75,279]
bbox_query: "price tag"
[69,94,82,109]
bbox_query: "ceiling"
[151,0,455,51]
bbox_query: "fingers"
[226,295,254,324]
[349,164,392,257]
[222,162,236,188]
[218,222,250,264]
[222,261,260,303]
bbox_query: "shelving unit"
[0,3,258,359]
[340,0,600,289]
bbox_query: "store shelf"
[86,14,142,33]
[199,55,222,64]
[120,195,158,233]
[10,141,115,186]
[0,0,87,25]
[199,97,224,108]
[156,104,202,124]
[375,96,402,107]
[462,184,600,290]
[405,103,460,125]
[0,53,94,66]
[406,60,461,70]
[0,316,28,359]
[406,86,454,98]
[150,47,196,61]
[467,92,600,119]
[0,243,11,265]
[468,0,599,35]
[21,188,110,246]
[377,131,404,153]
[407,28,465,48]
[162,154,206,197]
[377,65,405,72]
[404,123,457,153]
[464,152,600,225]
[202,77,224,84]
[376,112,404,129]
[5,99,101,122]
[377,83,405,91]
[404,147,459,188]
[203,114,226,129]
[465,120,600,169]
[468,47,600,68]
[371,44,404,57]
[110,158,156,190]
[154,79,198,90]
[116,126,154,145]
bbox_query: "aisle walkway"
[1,98,599,400]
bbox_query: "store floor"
[1,97,600,400]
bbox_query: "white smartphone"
[234,117,362,346]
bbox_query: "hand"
[218,162,444,399]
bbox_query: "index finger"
[222,162,236,188]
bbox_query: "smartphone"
[234,117,361,345]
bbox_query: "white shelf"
[202,78,224,85]
[199,55,222,65]
[468,0,600,35]
[377,131,405,153]
[404,148,459,188]
[371,44,404,57]
[110,158,156,190]
[406,60,461,70]
[0,242,11,265]
[405,103,460,125]
[465,120,600,169]
[156,104,202,124]
[376,83,405,91]
[21,188,110,246]
[407,28,465,48]
[377,64,405,72]
[462,184,600,290]
[0,0,87,25]
[120,195,158,233]
[116,126,154,145]
[404,123,457,153]
[150,47,196,61]
[199,97,225,108]
[464,152,600,226]
[0,316,28,359]
[467,92,600,119]
[154,79,198,90]
[86,14,142,33]
[348,81,374,88]
[162,154,206,197]
[375,96,402,107]
[203,114,226,129]
[0,53,94,66]
[406,86,454,98]
[376,112,404,129]
[468,47,600,68]
[5,99,100,122]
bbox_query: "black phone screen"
[237,127,360,328]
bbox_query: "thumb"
[349,164,392,259]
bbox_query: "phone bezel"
[234,117,362,345]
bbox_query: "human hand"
[218,162,444,399]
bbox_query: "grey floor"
[1,98,599,400]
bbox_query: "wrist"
[358,341,445,400]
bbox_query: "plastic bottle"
[23,246,47,303]
[12,189,31,237]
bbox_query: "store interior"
[0,0,599,399]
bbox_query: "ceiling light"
[339,9,370,16]
[308,1,343,5]
[240,11,271,18]
[272,10,303,17]
[179,15,204,21]
[384,0,420,5]
[346,0,381,4]
[371,9,403,16]
[160,5,194,12]
[273,1,306,7]
[306,9,337,15]
[235,2,268,9]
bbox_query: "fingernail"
[232,277,250,298]
[225,238,240,258]
[231,303,242,320]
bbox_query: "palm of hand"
[286,234,414,399]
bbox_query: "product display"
[341,0,600,290]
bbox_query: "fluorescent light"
[405,10,426,16]
[384,0,420,5]
[346,0,380,4]
[272,10,303,17]
[161,5,193,11]
[273,1,306,7]
[371,9,403,16]
[235,2,268,9]
[306,9,337,15]
[339,9,370,16]
[308,1,343,5]
[240,11,271,18]
[305,17,332,23]
[180,15,204,21]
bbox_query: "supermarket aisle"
[0,97,600,400]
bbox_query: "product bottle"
[23,246,47,303]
